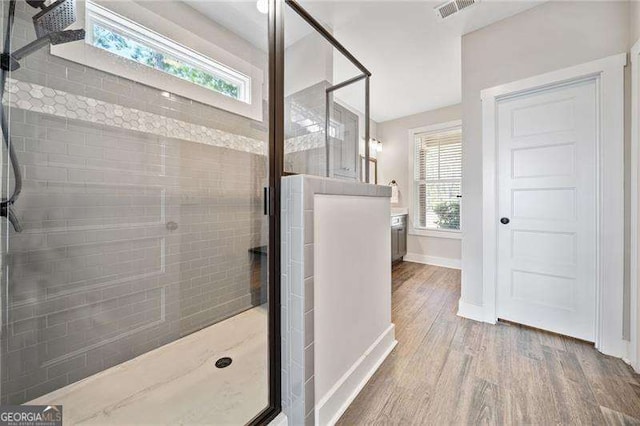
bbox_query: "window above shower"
[51,0,264,121]
[85,1,249,102]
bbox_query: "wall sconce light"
[368,138,382,153]
[256,0,269,14]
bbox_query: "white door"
[496,79,597,341]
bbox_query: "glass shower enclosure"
[0,0,372,422]
[283,0,372,184]
[0,0,278,423]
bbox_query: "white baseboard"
[457,299,487,323]
[268,413,288,426]
[403,253,461,269]
[598,338,630,363]
[315,324,397,426]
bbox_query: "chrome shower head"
[32,0,78,38]
[1,0,84,71]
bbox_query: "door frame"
[631,38,640,372]
[249,0,283,424]
[481,53,627,358]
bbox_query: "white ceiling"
[184,0,315,51]
[302,1,545,122]
[185,0,545,122]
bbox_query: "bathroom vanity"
[391,213,408,262]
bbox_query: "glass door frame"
[254,1,373,423]
[249,0,283,424]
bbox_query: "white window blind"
[413,127,462,231]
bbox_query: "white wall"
[632,0,640,45]
[631,0,640,371]
[285,32,333,97]
[314,193,395,425]
[461,1,630,307]
[378,104,462,263]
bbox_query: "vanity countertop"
[391,207,408,217]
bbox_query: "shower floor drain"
[215,357,233,368]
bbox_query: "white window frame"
[51,0,264,121]
[85,1,251,104]
[408,120,462,240]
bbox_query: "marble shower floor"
[30,306,269,425]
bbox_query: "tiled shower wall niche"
[1,1,268,404]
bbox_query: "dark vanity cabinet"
[391,214,407,262]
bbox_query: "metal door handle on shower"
[1,206,22,232]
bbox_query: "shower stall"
[0,0,371,423]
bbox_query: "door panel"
[398,226,406,258]
[496,79,597,341]
[512,143,575,178]
[330,102,358,180]
[391,227,399,260]
[512,230,576,265]
[0,1,271,409]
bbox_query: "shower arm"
[0,41,45,71]
[10,37,49,61]
[0,0,85,233]
[2,29,86,71]
[1,205,22,232]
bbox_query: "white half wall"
[314,194,396,425]
[281,175,394,426]
[377,104,462,266]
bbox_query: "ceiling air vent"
[434,0,479,20]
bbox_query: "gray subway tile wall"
[284,82,329,177]
[284,81,360,180]
[1,1,268,403]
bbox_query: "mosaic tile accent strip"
[6,80,328,156]
[285,132,324,154]
[5,79,267,156]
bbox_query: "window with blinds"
[413,126,462,231]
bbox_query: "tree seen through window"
[92,24,240,99]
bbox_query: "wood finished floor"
[337,262,640,425]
